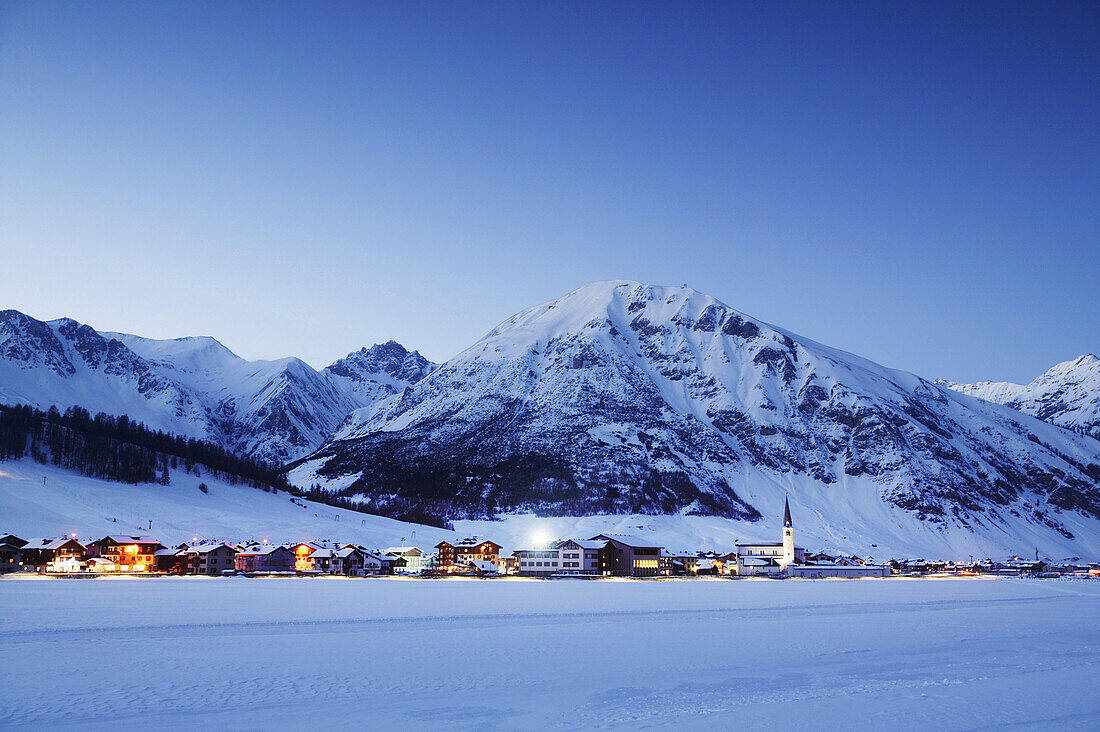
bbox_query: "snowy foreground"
[2,577,1098,731]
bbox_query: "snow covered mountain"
[291,281,1100,552]
[937,355,1100,440]
[0,310,434,464]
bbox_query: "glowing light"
[526,529,551,550]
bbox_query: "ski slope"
[0,460,450,548]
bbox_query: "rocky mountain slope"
[938,355,1100,440]
[290,281,1100,550]
[0,310,434,464]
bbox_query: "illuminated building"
[588,535,666,577]
[87,536,164,573]
[434,539,502,573]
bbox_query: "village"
[3,500,1095,580]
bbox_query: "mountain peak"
[322,340,435,409]
[941,354,1100,439]
[104,332,240,366]
[294,281,1100,544]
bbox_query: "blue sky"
[1,2,1096,383]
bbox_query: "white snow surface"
[0,460,451,549]
[1,576,1097,730]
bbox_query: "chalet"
[805,552,863,566]
[665,552,701,576]
[384,547,424,574]
[290,542,324,571]
[466,559,499,576]
[155,546,188,573]
[715,552,739,575]
[307,548,335,573]
[694,558,721,576]
[182,542,238,575]
[361,550,385,574]
[435,539,502,573]
[0,536,26,573]
[589,535,664,577]
[332,547,366,576]
[234,544,295,573]
[88,536,164,573]
[86,557,115,573]
[21,537,87,571]
[665,553,688,576]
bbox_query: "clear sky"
[1,2,1096,384]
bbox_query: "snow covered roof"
[99,535,159,544]
[310,549,334,559]
[735,542,804,550]
[467,560,498,572]
[383,546,422,556]
[589,534,660,549]
[237,545,288,556]
[740,556,779,566]
[21,537,85,550]
[455,538,501,548]
[183,542,236,554]
[335,547,361,558]
[793,562,887,570]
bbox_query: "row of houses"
[0,501,945,580]
[438,501,891,578]
[0,534,430,577]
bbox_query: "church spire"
[783,496,793,528]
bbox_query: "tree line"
[0,403,292,490]
[0,403,452,522]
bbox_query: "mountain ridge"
[289,281,1100,554]
[0,309,435,464]
[937,354,1100,440]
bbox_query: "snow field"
[1,576,1097,730]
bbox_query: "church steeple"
[781,496,795,570]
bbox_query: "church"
[734,497,806,576]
